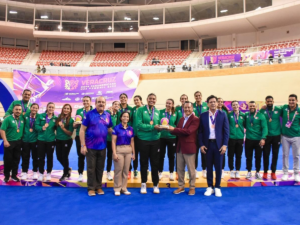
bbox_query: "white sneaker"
[159,172,162,180]
[115,192,120,196]
[33,172,38,180]
[215,188,222,197]
[204,187,214,196]
[246,172,252,180]
[230,171,235,179]
[153,186,160,194]
[38,174,44,181]
[255,172,262,180]
[169,172,174,181]
[294,173,300,182]
[78,174,83,182]
[235,171,240,179]
[282,174,288,181]
[195,170,199,179]
[21,173,28,180]
[221,170,224,179]
[186,171,189,180]
[140,183,147,194]
[107,172,113,181]
[122,191,131,195]
[46,173,51,181]
[202,170,207,178]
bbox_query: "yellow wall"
[1,63,300,113]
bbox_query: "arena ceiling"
[9,0,191,6]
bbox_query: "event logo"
[65,80,79,91]
[75,97,80,101]
[62,97,71,101]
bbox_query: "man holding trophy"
[162,101,200,195]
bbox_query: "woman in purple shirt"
[112,111,135,196]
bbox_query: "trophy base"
[159,125,169,129]
[75,121,82,124]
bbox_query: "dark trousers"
[228,139,244,171]
[38,141,55,174]
[159,138,176,173]
[245,139,262,172]
[222,154,225,170]
[86,148,106,191]
[140,139,160,186]
[263,135,281,173]
[130,136,141,171]
[196,136,207,170]
[21,141,38,173]
[4,140,22,178]
[106,141,112,172]
[56,139,73,175]
[75,136,85,174]
[206,140,223,188]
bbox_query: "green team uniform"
[1,115,25,141]
[132,106,142,136]
[281,104,300,137]
[227,111,246,139]
[5,100,31,118]
[74,106,93,136]
[56,116,75,140]
[259,106,282,136]
[159,109,178,139]
[245,111,268,140]
[193,102,209,118]
[117,104,133,125]
[35,113,57,142]
[106,110,118,142]
[22,112,39,143]
[137,105,161,141]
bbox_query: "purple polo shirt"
[112,123,134,146]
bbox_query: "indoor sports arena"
[0,0,300,224]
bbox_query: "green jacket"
[35,113,57,142]
[56,116,75,141]
[5,100,31,118]
[245,111,268,140]
[117,104,133,125]
[74,106,93,136]
[259,106,282,136]
[0,115,25,142]
[192,102,209,117]
[159,109,177,139]
[227,111,245,139]
[137,105,161,141]
[132,106,141,136]
[106,110,118,142]
[281,104,300,137]
[22,111,39,143]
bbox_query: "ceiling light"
[153,17,159,20]
[58,25,62,29]
[87,29,90,33]
[34,26,38,29]
[124,17,131,21]
[9,10,17,14]
[108,26,112,30]
[85,27,88,29]
[220,9,228,13]
[130,27,133,30]
[255,7,262,10]
[41,15,48,19]
[191,18,195,21]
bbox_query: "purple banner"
[204,54,241,65]
[13,70,140,116]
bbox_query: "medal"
[209,110,218,129]
[21,100,29,115]
[235,124,239,128]
[14,116,21,134]
[211,124,215,128]
[286,106,298,128]
[45,114,51,128]
[150,121,153,125]
[234,111,239,128]
[266,107,274,123]
[29,115,35,132]
[250,111,257,127]
[269,118,272,122]
[196,104,202,117]
[23,112,25,116]
[147,105,155,125]
[29,128,33,132]
[17,129,20,133]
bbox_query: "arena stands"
[90,52,138,67]
[260,40,300,51]
[142,50,192,66]
[202,47,248,57]
[36,50,84,67]
[0,47,29,65]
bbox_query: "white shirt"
[182,113,192,128]
[209,110,217,139]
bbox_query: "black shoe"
[59,174,67,181]
[67,167,72,178]
[11,176,20,182]
[3,177,9,183]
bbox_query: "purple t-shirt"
[112,123,134,146]
[82,109,113,150]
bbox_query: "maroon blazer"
[171,114,200,154]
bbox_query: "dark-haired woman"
[117,93,133,125]
[112,111,135,196]
[55,104,74,181]
[137,93,161,194]
[35,102,57,181]
[159,99,178,181]
[131,95,143,179]
[217,97,229,178]
[21,103,40,180]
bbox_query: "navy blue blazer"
[198,110,230,149]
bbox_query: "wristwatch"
[81,144,86,148]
